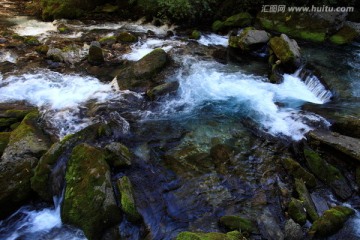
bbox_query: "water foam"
[0,50,17,63]
[0,70,117,138]
[159,58,329,140]
[9,16,57,36]
[198,33,228,47]
[123,38,185,61]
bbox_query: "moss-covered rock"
[104,142,132,168]
[229,28,269,51]
[288,198,307,226]
[0,117,18,130]
[295,178,318,222]
[3,109,34,120]
[309,206,354,237]
[116,32,137,43]
[23,36,40,46]
[224,12,252,28]
[331,115,360,139]
[99,36,117,46]
[47,48,64,62]
[329,25,358,45]
[146,81,179,100]
[88,41,104,65]
[269,34,301,71]
[304,147,352,200]
[62,143,121,240]
[116,48,169,91]
[212,20,225,32]
[176,231,244,240]
[0,132,10,156]
[282,157,316,188]
[117,176,142,223]
[57,23,71,34]
[35,45,50,54]
[0,111,51,218]
[189,30,201,40]
[100,3,119,13]
[219,215,257,233]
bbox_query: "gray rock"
[47,48,64,62]
[258,208,284,240]
[285,219,303,240]
[88,41,104,65]
[146,81,179,100]
[269,34,301,71]
[229,29,270,50]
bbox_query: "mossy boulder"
[116,48,169,91]
[3,109,34,120]
[35,45,50,54]
[99,36,117,46]
[116,32,137,43]
[146,81,179,100]
[31,123,113,201]
[304,147,352,200]
[47,48,64,62]
[295,178,318,222]
[117,176,142,223]
[224,12,252,28]
[0,117,18,130]
[0,111,51,218]
[0,132,10,156]
[212,20,225,32]
[62,143,121,240]
[309,206,355,237]
[229,28,269,51]
[219,216,257,234]
[269,34,301,71]
[57,23,71,34]
[176,231,244,240]
[329,25,358,45]
[189,30,201,40]
[331,115,360,139]
[100,3,119,13]
[104,142,132,168]
[88,41,104,65]
[288,198,307,226]
[23,36,40,46]
[282,157,316,188]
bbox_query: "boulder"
[61,143,121,240]
[303,147,352,200]
[284,219,303,240]
[146,81,179,100]
[295,179,318,222]
[309,206,355,238]
[23,36,40,46]
[0,111,51,218]
[99,36,117,46]
[308,130,360,163]
[117,176,142,223]
[0,132,10,156]
[47,48,64,62]
[116,32,137,43]
[176,231,244,240]
[35,45,50,55]
[88,41,104,65]
[331,115,360,138]
[229,28,270,51]
[104,142,132,168]
[282,157,316,188]
[116,48,169,91]
[330,25,359,45]
[288,198,307,226]
[257,208,284,240]
[189,30,201,40]
[212,12,252,32]
[219,215,257,234]
[57,23,71,34]
[269,34,301,71]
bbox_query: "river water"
[0,3,360,240]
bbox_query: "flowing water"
[1,2,360,239]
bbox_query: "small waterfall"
[294,68,333,103]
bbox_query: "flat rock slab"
[308,130,360,162]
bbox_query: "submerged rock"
[117,176,142,223]
[0,111,51,218]
[176,231,244,240]
[269,34,301,71]
[88,41,104,65]
[309,206,355,238]
[303,147,352,200]
[146,81,179,100]
[62,143,121,240]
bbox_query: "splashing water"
[9,16,57,36]
[198,33,228,47]
[0,70,118,138]
[157,57,330,140]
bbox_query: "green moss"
[299,31,325,43]
[223,12,252,27]
[117,176,142,223]
[189,30,201,40]
[309,206,355,237]
[295,178,319,222]
[57,24,70,34]
[23,36,40,46]
[117,32,137,43]
[282,158,316,188]
[62,143,121,240]
[101,3,118,13]
[269,36,294,65]
[35,45,50,55]
[176,231,244,240]
[0,118,18,128]
[330,26,359,45]
[288,198,307,226]
[212,20,224,32]
[99,36,117,45]
[12,34,24,40]
[219,215,256,233]
[9,111,40,144]
[0,132,10,156]
[4,109,34,120]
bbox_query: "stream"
[0,2,360,240]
